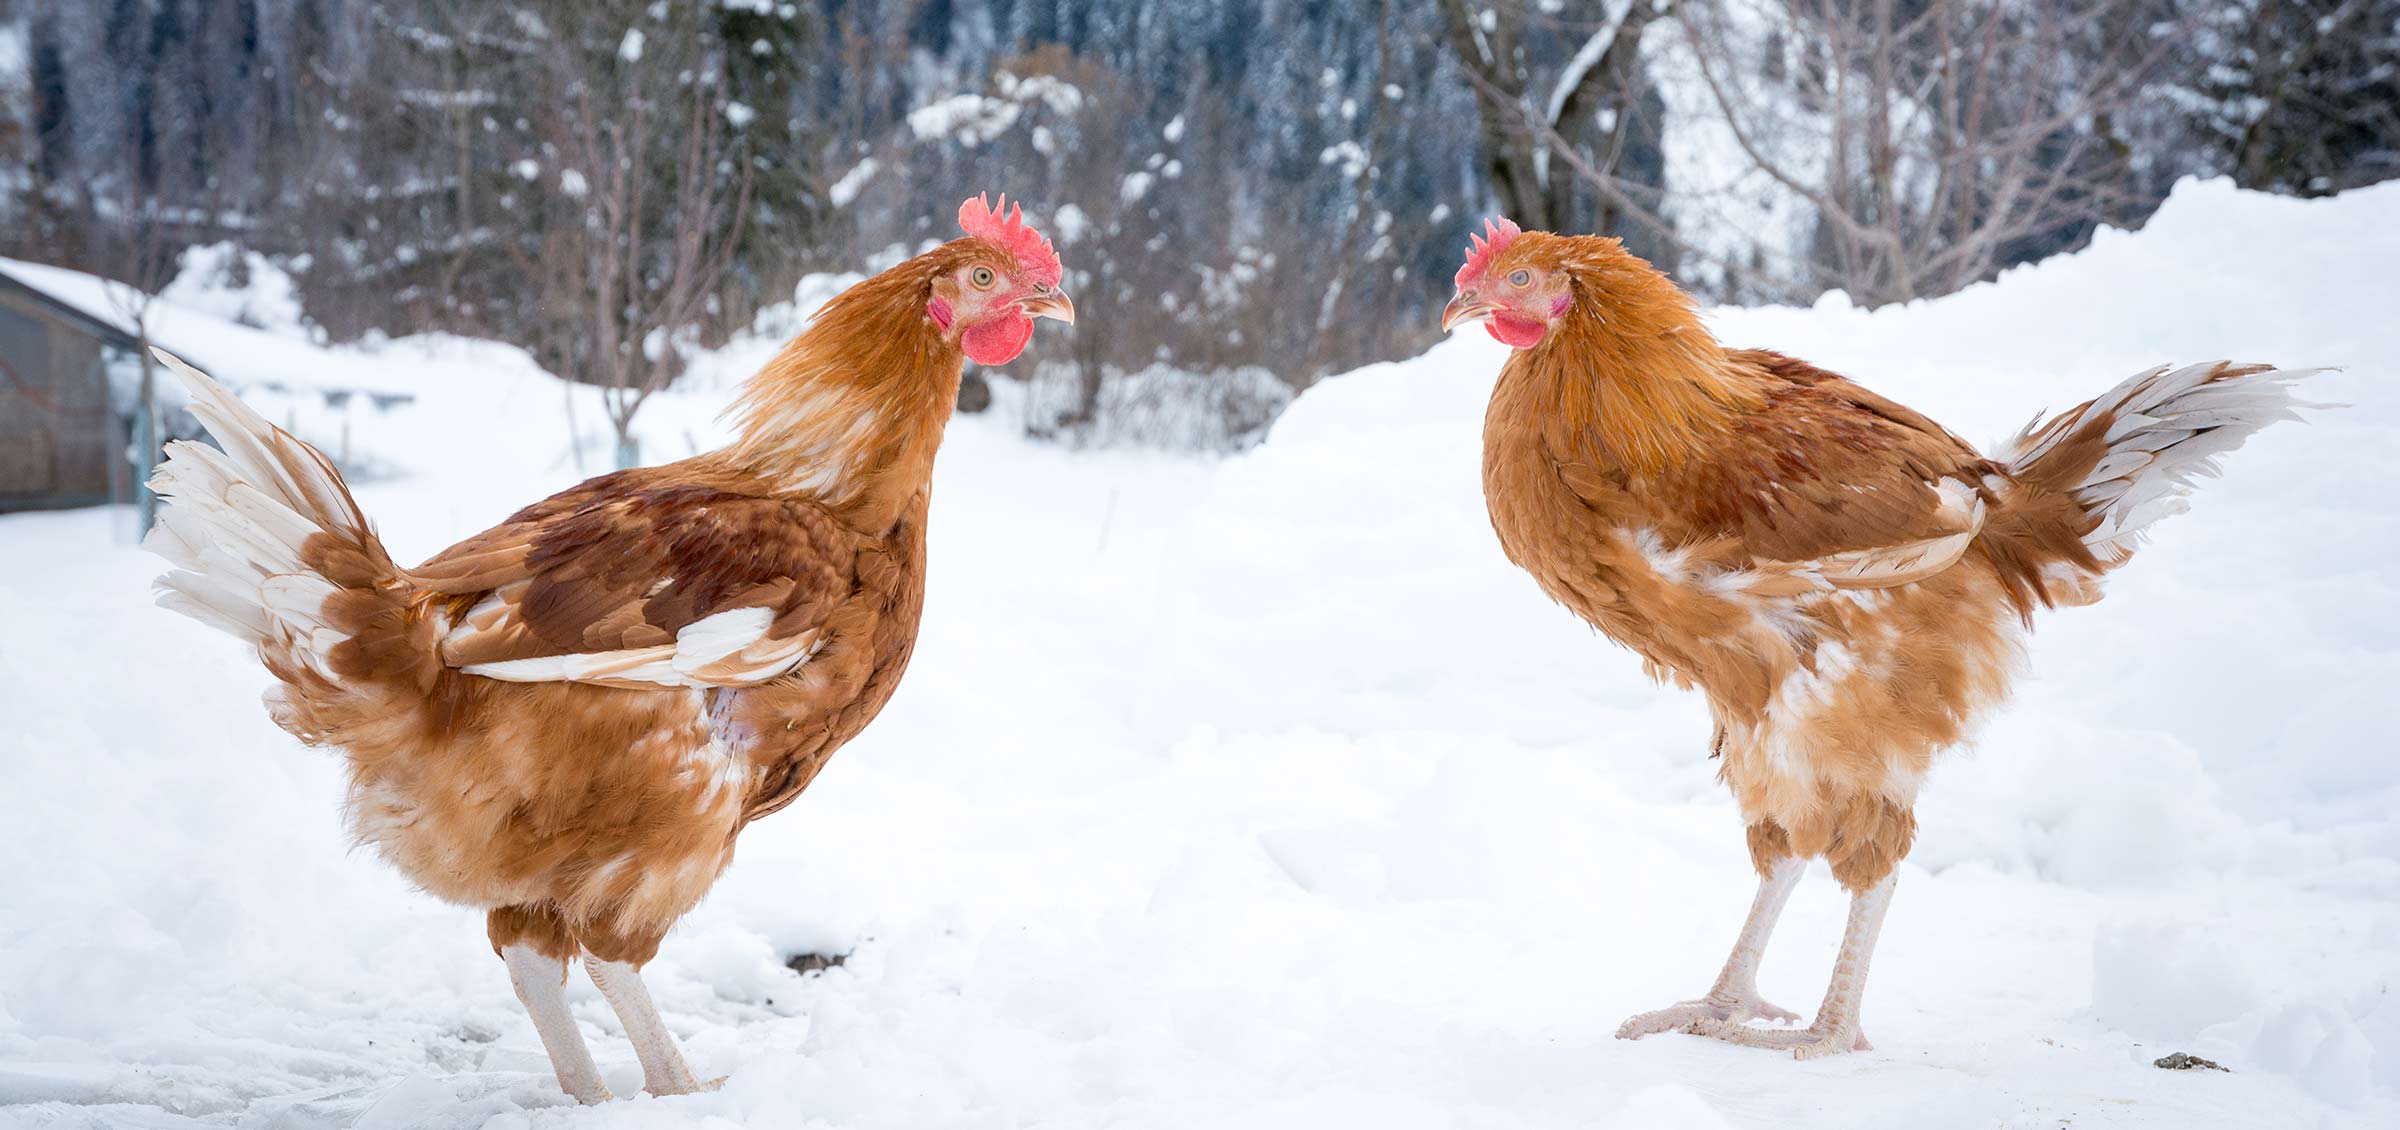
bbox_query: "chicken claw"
[1685,1016,1872,1060]
[1616,992,1802,1040]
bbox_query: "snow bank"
[0,178,2394,1127]
[1015,361,1294,451]
[158,243,314,339]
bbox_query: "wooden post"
[133,335,157,536]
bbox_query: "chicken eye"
[1508,269,1532,288]
[971,267,996,288]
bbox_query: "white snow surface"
[2,177,2396,1128]
[157,244,314,340]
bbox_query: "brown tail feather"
[1982,360,2321,618]
[142,349,447,740]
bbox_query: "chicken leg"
[1616,855,1806,1039]
[1689,872,1894,1059]
[501,943,613,1104]
[586,957,711,1096]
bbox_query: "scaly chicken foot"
[1616,994,1802,1039]
[1617,855,1806,1041]
[586,956,710,1096]
[1684,1016,1872,1058]
[501,943,614,1104]
[1685,871,1896,1060]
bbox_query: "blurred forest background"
[2,0,2395,449]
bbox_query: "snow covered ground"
[3,177,2396,1129]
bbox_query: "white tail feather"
[2005,361,2324,559]
[142,348,375,670]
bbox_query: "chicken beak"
[1021,288,1076,325]
[1441,292,1496,333]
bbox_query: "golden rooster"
[143,196,1074,1102]
[1443,218,2315,1059]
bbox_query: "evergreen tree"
[2180,0,2400,196]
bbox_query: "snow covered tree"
[310,0,827,464]
[1438,0,1679,269]
[2177,0,2400,197]
[1672,0,2188,306]
[4,1,337,253]
[0,7,27,235]
[811,0,1479,439]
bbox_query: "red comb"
[958,194,1063,289]
[1455,216,1523,289]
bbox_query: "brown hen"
[143,196,1073,1101]
[1444,218,2316,1059]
